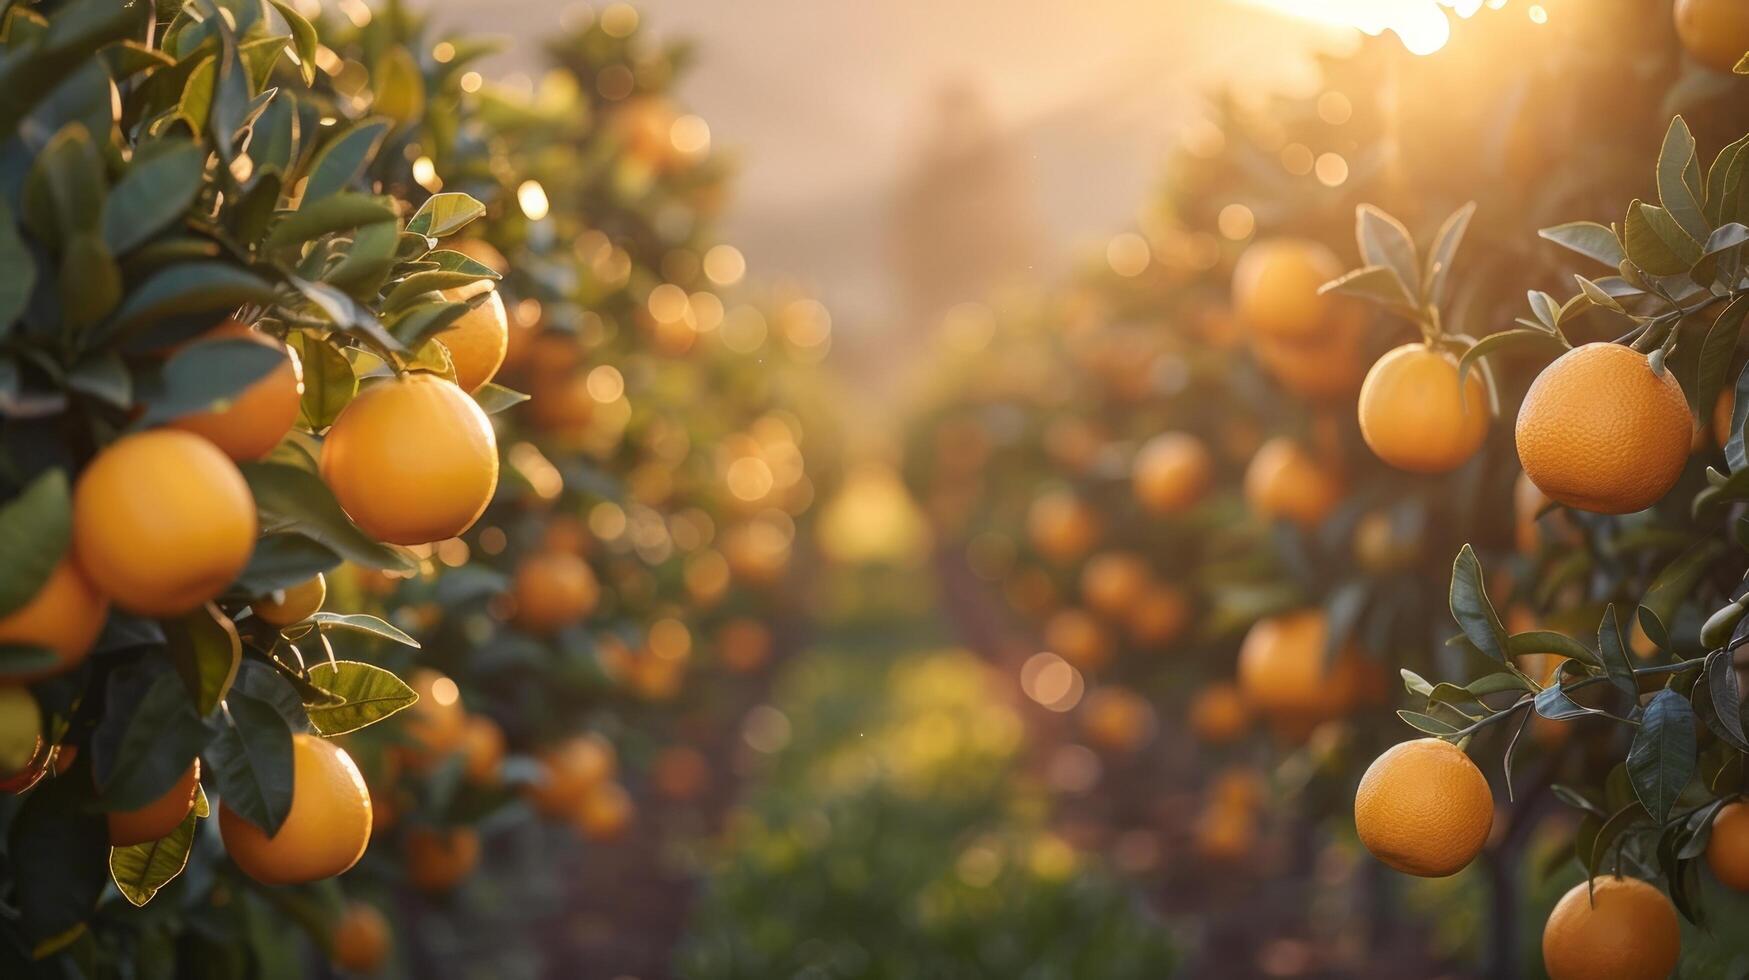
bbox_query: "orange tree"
[901,1,1749,974]
[0,0,829,976]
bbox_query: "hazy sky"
[422,0,1351,330]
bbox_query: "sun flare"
[1241,0,1504,55]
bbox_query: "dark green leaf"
[240,462,415,571]
[205,689,294,835]
[164,604,241,717]
[137,337,286,426]
[1539,221,1625,267]
[1627,689,1698,824]
[91,665,211,811]
[1657,116,1710,242]
[107,263,281,338]
[1597,605,1639,702]
[1449,544,1507,664]
[234,532,341,596]
[299,117,390,202]
[0,199,37,332]
[0,469,72,618]
[262,193,399,250]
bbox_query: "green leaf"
[287,276,405,354]
[1354,204,1420,300]
[0,0,148,136]
[1657,116,1710,242]
[164,604,241,717]
[1539,221,1625,267]
[1316,263,1412,309]
[1456,329,1562,389]
[322,219,402,294]
[405,193,487,239]
[136,337,286,426]
[1627,689,1697,824]
[59,231,122,332]
[473,383,529,415]
[240,462,416,571]
[268,0,317,85]
[1703,649,1749,752]
[386,300,470,349]
[0,644,63,679]
[287,332,356,430]
[299,117,390,203]
[1397,709,1464,736]
[307,612,419,648]
[6,758,109,943]
[234,532,341,596]
[1596,605,1639,702]
[0,469,72,618]
[371,45,426,126]
[1449,545,1508,664]
[1625,201,1701,276]
[263,193,399,250]
[1534,671,1605,721]
[109,805,198,907]
[107,263,281,339]
[1705,133,1749,226]
[304,660,418,736]
[1692,294,1749,418]
[1423,201,1475,307]
[0,200,38,333]
[1506,630,1601,669]
[205,689,295,835]
[1640,541,1728,650]
[90,665,211,811]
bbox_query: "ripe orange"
[73,430,257,616]
[511,552,599,634]
[0,557,108,681]
[1027,490,1101,563]
[652,745,709,801]
[437,280,509,393]
[1707,799,1749,890]
[1131,433,1213,514]
[1237,609,1369,724]
[1716,386,1736,450]
[1044,608,1112,671]
[1515,343,1692,514]
[331,901,391,974]
[1189,683,1252,744]
[405,825,480,892]
[1358,343,1490,473]
[219,733,371,884]
[168,321,303,461]
[1542,876,1681,980]
[1231,237,1343,340]
[1354,738,1493,877]
[1675,0,1749,72]
[1080,552,1152,619]
[716,617,773,673]
[320,373,499,545]
[460,715,505,785]
[1080,687,1155,752]
[253,573,326,627]
[1127,584,1190,647]
[1248,302,1371,401]
[1244,437,1344,528]
[527,734,616,818]
[1352,511,1418,572]
[401,669,467,767]
[109,760,200,846]
[1193,799,1258,863]
[527,371,596,434]
[575,781,634,841]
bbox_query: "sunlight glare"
[1242,0,1492,55]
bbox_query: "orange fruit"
[168,321,303,461]
[575,781,634,841]
[1357,343,1490,473]
[1189,683,1252,744]
[1515,343,1691,514]
[527,734,616,818]
[1027,490,1101,563]
[219,733,371,884]
[401,669,466,767]
[0,557,108,681]
[405,825,479,892]
[1248,303,1371,401]
[1044,608,1112,671]
[1237,609,1369,724]
[541,513,592,555]
[461,715,506,785]
[1131,433,1213,514]
[1542,876,1681,980]
[1707,799,1749,890]
[1244,437,1344,528]
[716,618,773,673]
[1675,0,1749,72]
[652,745,709,802]
[1352,511,1418,572]
[73,430,256,616]
[320,373,499,545]
[1231,237,1343,340]
[1079,552,1152,619]
[527,371,596,434]
[253,573,326,627]
[436,280,509,393]
[108,760,200,846]
[511,551,599,634]
[1210,767,1265,811]
[1354,738,1493,877]
[1127,584,1190,647]
[1193,799,1258,863]
[331,901,391,974]
[1080,687,1155,752]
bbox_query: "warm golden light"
[1243,0,1491,55]
[516,179,550,220]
